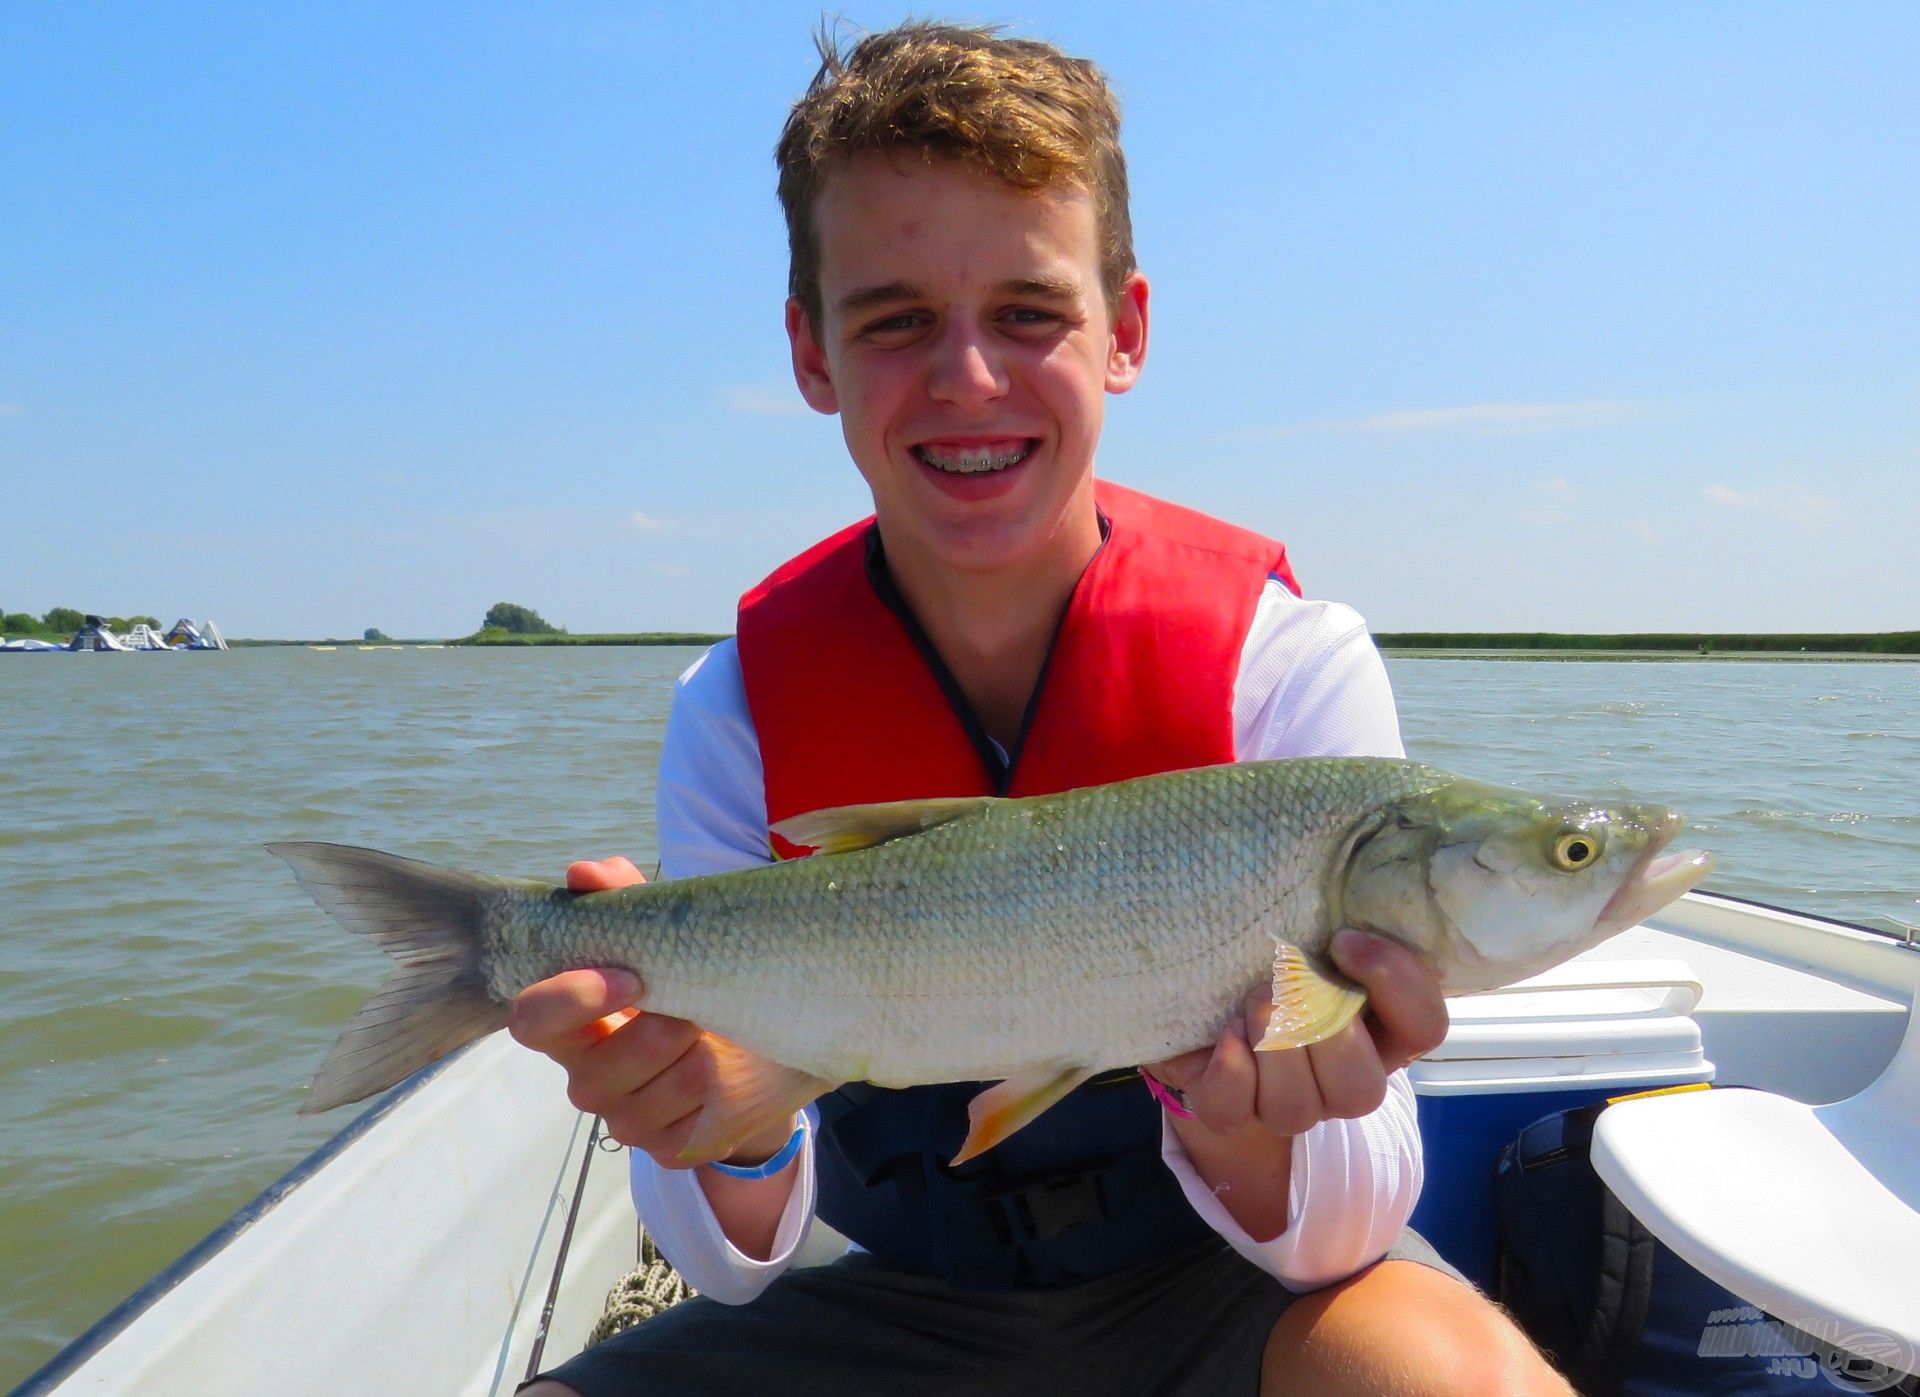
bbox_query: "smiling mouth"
[911,439,1038,475]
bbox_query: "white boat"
[18,892,1920,1393]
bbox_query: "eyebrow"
[836,275,1085,315]
[999,275,1081,302]
[838,281,921,314]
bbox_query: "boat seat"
[1591,998,1920,1377]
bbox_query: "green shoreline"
[226,629,1918,656]
[1374,631,1917,657]
[453,631,732,647]
[1377,630,1920,652]
[230,632,729,648]
[1378,648,1916,662]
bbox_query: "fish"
[270,756,1711,1163]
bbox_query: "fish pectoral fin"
[1258,943,1370,1052]
[770,796,999,856]
[953,1066,1096,1166]
[678,1038,835,1165]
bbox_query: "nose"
[926,322,1008,410]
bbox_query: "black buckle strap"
[982,1169,1111,1244]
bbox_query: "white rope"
[587,1232,697,1347]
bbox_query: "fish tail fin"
[268,841,511,1114]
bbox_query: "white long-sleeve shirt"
[631,580,1424,1301]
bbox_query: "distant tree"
[3,611,37,634]
[127,614,160,629]
[43,607,85,634]
[482,602,561,635]
[364,627,392,642]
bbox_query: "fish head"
[1335,778,1713,993]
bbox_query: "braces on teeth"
[917,443,1032,474]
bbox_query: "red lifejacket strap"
[736,480,1296,856]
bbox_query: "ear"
[786,297,840,414]
[1104,271,1149,394]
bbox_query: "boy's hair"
[775,20,1135,330]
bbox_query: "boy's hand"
[506,857,794,1168]
[1146,929,1448,1140]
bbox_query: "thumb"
[567,856,648,893]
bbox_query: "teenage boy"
[516,22,1568,1396]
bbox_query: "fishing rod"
[523,1114,606,1382]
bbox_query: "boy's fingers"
[628,1108,702,1165]
[1329,929,1449,1072]
[583,1028,709,1127]
[1250,1035,1322,1137]
[566,857,648,893]
[1302,1018,1390,1121]
[1143,1044,1212,1093]
[507,968,644,1054]
[1184,1019,1256,1134]
[1236,986,1327,1136]
[576,1006,641,1047]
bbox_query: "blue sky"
[4,2,1916,637]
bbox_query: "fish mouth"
[1595,819,1713,934]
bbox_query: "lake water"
[2,647,1916,1383]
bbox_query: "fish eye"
[1551,830,1603,871]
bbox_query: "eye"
[857,311,930,341]
[1551,830,1602,871]
[1000,305,1077,337]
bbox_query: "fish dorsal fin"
[771,795,998,855]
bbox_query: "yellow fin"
[771,795,998,856]
[953,1066,1095,1166]
[1257,943,1369,1052]
[678,1036,835,1164]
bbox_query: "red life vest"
[734,479,1297,1286]
[739,480,1297,843]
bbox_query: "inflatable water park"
[0,616,228,653]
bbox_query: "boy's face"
[786,153,1147,584]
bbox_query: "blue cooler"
[1407,960,1714,1290]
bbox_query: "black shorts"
[538,1229,1466,1397]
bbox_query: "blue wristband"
[706,1119,806,1179]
